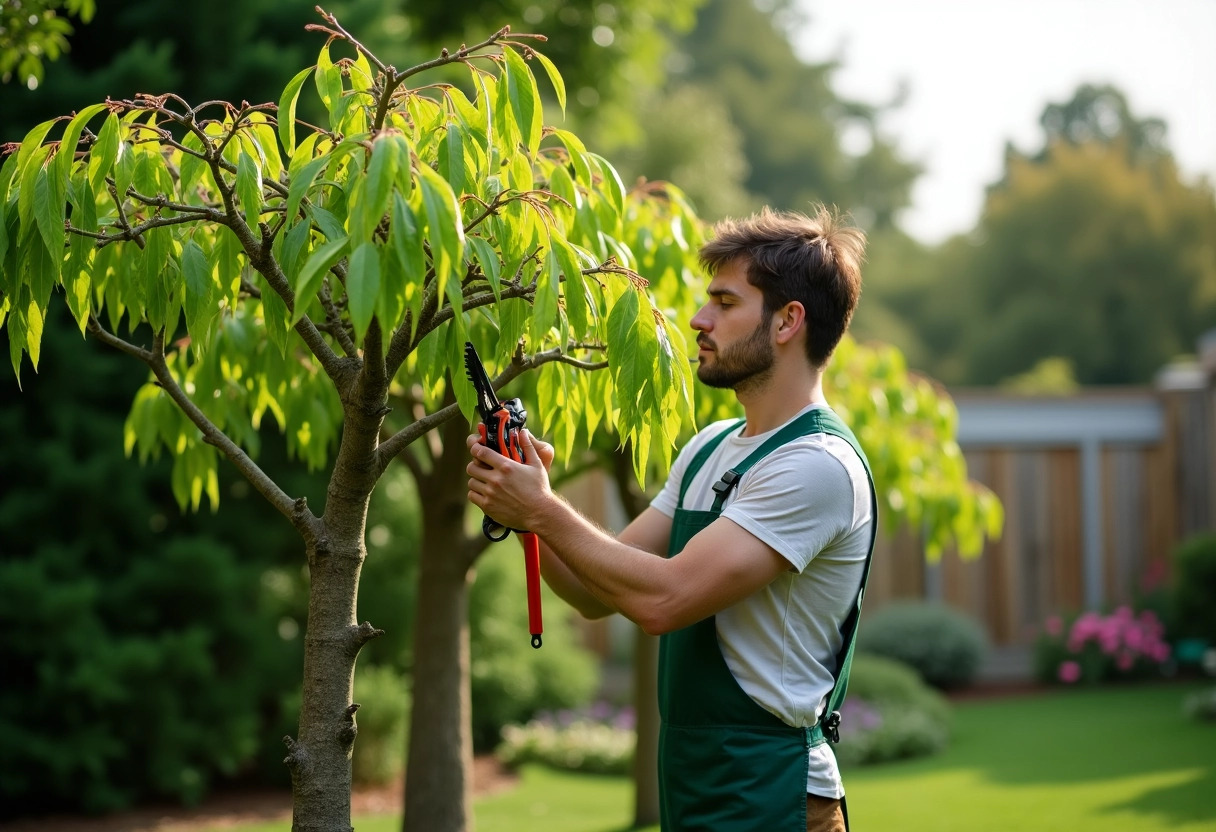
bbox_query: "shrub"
[496,703,635,775]
[1184,686,1216,723]
[351,664,410,786]
[833,653,953,766]
[1033,606,1171,685]
[468,544,600,750]
[856,602,989,689]
[1171,533,1216,645]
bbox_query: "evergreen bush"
[1171,533,1216,646]
[833,653,953,766]
[857,601,989,689]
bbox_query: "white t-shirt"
[649,403,874,799]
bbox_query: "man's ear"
[774,301,806,346]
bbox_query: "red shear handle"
[520,532,543,648]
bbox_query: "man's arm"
[534,506,672,620]
[468,431,790,635]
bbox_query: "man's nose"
[690,306,710,331]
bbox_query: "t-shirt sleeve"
[649,421,733,518]
[720,442,856,573]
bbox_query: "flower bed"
[1034,606,1171,685]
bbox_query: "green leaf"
[63,231,92,333]
[417,164,465,305]
[315,44,346,132]
[467,234,501,300]
[236,151,263,230]
[589,152,626,218]
[286,153,330,225]
[293,235,349,324]
[24,298,43,371]
[31,164,63,270]
[438,122,467,197]
[353,137,398,244]
[54,103,107,185]
[606,288,642,425]
[14,119,56,185]
[278,65,314,153]
[532,50,566,115]
[531,246,560,341]
[182,239,216,348]
[502,46,542,153]
[7,294,27,386]
[112,141,135,203]
[259,273,291,357]
[346,241,380,342]
[551,128,592,187]
[389,193,426,337]
[552,235,588,338]
[280,215,312,287]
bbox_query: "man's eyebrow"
[707,287,743,299]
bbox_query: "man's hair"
[698,206,866,367]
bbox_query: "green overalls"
[657,408,877,832]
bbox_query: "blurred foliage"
[645,0,919,227]
[862,84,1216,386]
[857,601,990,689]
[0,0,95,88]
[350,664,411,786]
[468,540,601,750]
[401,0,701,142]
[998,356,1080,396]
[0,0,402,143]
[834,653,952,766]
[1171,533,1216,645]
[0,306,307,816]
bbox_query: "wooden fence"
[866,349,1216,651]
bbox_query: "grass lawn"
[202,681,1215,832]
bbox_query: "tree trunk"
[402,412,479,832]
[632,629,661,828]
[609,445,662,829]
[286,521,373,832]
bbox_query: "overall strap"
[810,412,879,740]
[707,408,835,513]
[677,418,745,509]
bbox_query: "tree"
[657,0,920,229]
[0,0,94,88]
[1,10,706,831]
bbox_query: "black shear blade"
[464,342,501,420]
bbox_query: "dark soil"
[0,756,518,832]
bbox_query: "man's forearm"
[536,536,615,620]
[530,495,672,633]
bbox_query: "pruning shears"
[464,341,544,649]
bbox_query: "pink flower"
[1058,661,1082,683]
[1044,615,1063,637]
[1115,652,1135,672]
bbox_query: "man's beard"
[697,320,774,391]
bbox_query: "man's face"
[689,259,775,391]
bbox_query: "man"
[467,207,876,832]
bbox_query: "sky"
[794,0,1216,243]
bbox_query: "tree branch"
[143,332,321,538]
[85,317,152,362]
[374,345,576,475]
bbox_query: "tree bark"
[609,445,662,829]
[402,411,479,832]
[632,629,661,829]
[287,524,371,832]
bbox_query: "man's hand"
[467,429,554,531]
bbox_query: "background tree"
[0,11,707,832]
[648,0,920,227]
[0,0,95,88]
[862,84,1216,387]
